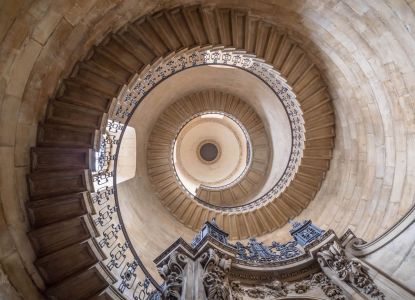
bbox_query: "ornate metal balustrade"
[190,218,324,265]
[91,120,160,299]
[234,239,301,263]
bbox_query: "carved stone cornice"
[228,263,321,283]
[317,241,384,299]
[230,272,345,300]
[154,228,338,286]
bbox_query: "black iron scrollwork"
[107,242,129,270]
[134,276,154,300]
[119,260,138,293]
[107,120,124,133]
[93,170,114,185]
[118,260,159,299]
[234,238,300,262]
[99,223,122,248]
[91,186,114,205]
[95,204,118,227]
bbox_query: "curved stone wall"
[1,0,415,297]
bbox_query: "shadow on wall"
[117,126,137,184]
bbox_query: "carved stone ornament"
[158,251,187,300]
[317,241,384,299]
[200,248,232,300]
[292,272,345,300]
[230,272,344,300]
[230,280,288,299]
[234,238,300,262]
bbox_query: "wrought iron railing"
[91,121,160,299]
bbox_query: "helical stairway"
[25,4,337,299]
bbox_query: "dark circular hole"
[200,143,218,162]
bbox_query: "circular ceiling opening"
[198,141,220,163]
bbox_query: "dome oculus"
[199,142,220,163]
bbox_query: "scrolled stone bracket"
[200,248,232,300]
[157,251,188,300]
[317,240,384,299]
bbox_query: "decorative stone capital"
[317,241,384,299]
[157,251,188,300]
[200,249,232,300]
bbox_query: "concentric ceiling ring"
[173,111,253,188]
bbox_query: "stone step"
[35,240,103,285]
[28,215,96,257]
[58,80,114,112]
[28,169,93,200]
[31,147,93,172]
[46,100,106,129]
[45,264,111,300]
[27,192,92,228]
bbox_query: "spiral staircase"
[25,5,335,299]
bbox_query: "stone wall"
[364,219,415,293]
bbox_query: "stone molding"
[230,272,345,300]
